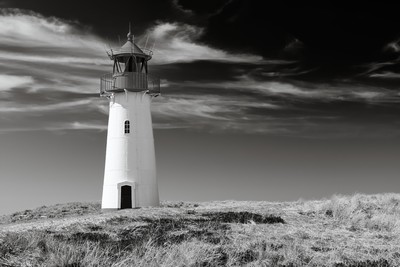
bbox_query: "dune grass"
[0,193,399,266]
[0,202,101,224]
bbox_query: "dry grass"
[0,202,101,224]
[0,193,399,266]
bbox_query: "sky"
[0,1,400,214]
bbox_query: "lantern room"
[100,26,160,97]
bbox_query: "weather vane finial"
[127,22,133,42]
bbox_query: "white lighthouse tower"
[100,26,160,209]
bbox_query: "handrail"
[100,72,160,97]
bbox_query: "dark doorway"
[121,185,132,209]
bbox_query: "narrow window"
[124,57,132,72]
[124,120,130,134]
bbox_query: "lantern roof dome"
[108,24,152,60]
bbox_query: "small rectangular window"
[124,120,130,134]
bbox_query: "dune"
[0,193,399,266]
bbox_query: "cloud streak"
[0,74,34,90]
[138,22,264,64]
[0,9,103,52]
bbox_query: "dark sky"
[0,1,399,214]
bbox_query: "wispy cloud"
[138,22,264,64]
[0,99,93,113]
[0,8,109,93]
[0,122,107,133]
[150,71,400,136]
[384,38,400,53]
[0,9,104,53]
[0,74,33,90]
[369,72,400,79]
[358,39,400,80]
[0,9,111,133]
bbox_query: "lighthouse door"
[121,185,132,209]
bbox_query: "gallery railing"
[100,72,160,96]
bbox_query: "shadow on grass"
[201,211,285,224]
[53,210,284,250]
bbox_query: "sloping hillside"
[0,193,399,266]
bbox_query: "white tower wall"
[101,91,159,209]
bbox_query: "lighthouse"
[100,26,160,209]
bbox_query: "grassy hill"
[0,193,399,266]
